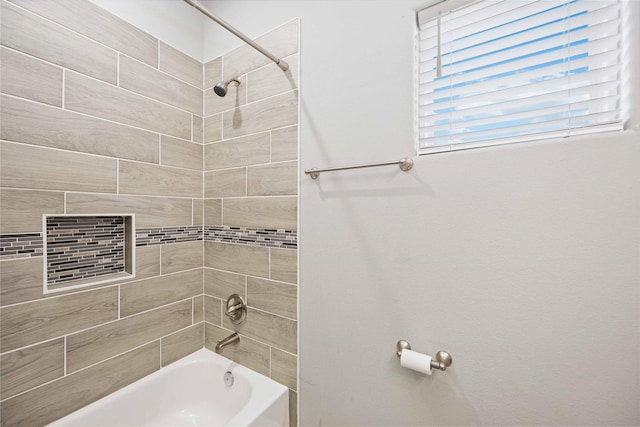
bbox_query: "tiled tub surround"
[0,1,299,425]
[202,17,300,426]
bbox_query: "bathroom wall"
[0,1,205,424]
[201,1,640,426]
[0,1,300,425]
[200,20,299,426]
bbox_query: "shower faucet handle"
[224,294,247,324]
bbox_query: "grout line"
[118,285,121,319]
[61,69,66,108]
[63,336,67,376]
[116,159,120,194]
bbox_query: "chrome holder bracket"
[396,339,453,371]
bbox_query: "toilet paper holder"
[396,340,453,371]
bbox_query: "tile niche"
[43,214,135,293]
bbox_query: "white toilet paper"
[400,349,433,375]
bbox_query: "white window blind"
[417,0,624,154]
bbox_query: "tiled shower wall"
[0,0,299,425]
[201,20,299,425]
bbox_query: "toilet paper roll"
[400,349,432,375]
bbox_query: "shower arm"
[183,0,289,71]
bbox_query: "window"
[417,0,625,154]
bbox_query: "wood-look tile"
[204,168,246,198]
[223,197,297,230]
[66,300,191,373]
[204,295,222,326]
[247,161,298,196]
[0,287,118,353]
[247,53,299,103]
[204,323,269,377]
[0,257,44,306]
[0,342,160,427]
[66,193,192,228]
[271,125,298,162]
[134,245,161,281]
[204,199,222,225]
[0,188,64,233]
[204,57,222,90]
[119,55,202,115]
[289,390,298,427]
[205,132,270,170]
[119,160,202,198]
[161,241,203,275]
[204,268,245,300]
[161,323,203,366]
[0,95,160,163]
[120,269,202,317]
[160,42,203,89]
[0,338,64,400]
[0,141,117,193]
[222,90,298,139]
[9,0,158,67]
[193,115,204,143]
[160,136,202,171]
[271,347,297,391]
[247,277,297,319]
[204,114,222,143]
[65,72,191,139]
[270,248,298,284]
[0,46,62,106]
[205,75,246,116]
[193,198,204,226]
[223,19,298,80]
[193,295,204,323]
[224,307,297,354]
[204,241,269,278]
[1,1,117,84]
[0,246,159,308]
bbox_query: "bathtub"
[48,349,289,427]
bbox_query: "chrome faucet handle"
[225,294,247,324]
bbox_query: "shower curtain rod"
[183,0,289,71]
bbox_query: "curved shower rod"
[183,0,289,71]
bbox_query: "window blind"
[417,0,624,154]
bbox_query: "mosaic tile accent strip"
[0,233,44,259]
[0,224,297,261]
[46,216,126,285]
[137,225,297,249]
[136,226,203,246]
[204,226,297,249]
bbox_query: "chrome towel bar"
[305,157,413,179]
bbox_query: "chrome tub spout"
[215,332,240,352]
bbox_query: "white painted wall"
[89,0,205,60]
[91,0,640,424]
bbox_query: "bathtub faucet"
[215,332,240,352]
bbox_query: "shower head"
[213,78,240,97]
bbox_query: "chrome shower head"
[213,78,240,97]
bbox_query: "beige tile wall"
[0,1,299,425]
[202,18,299,424]
[0,1,204,425]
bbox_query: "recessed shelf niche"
[43,214,135,293]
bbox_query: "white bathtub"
[48,349,289,427]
